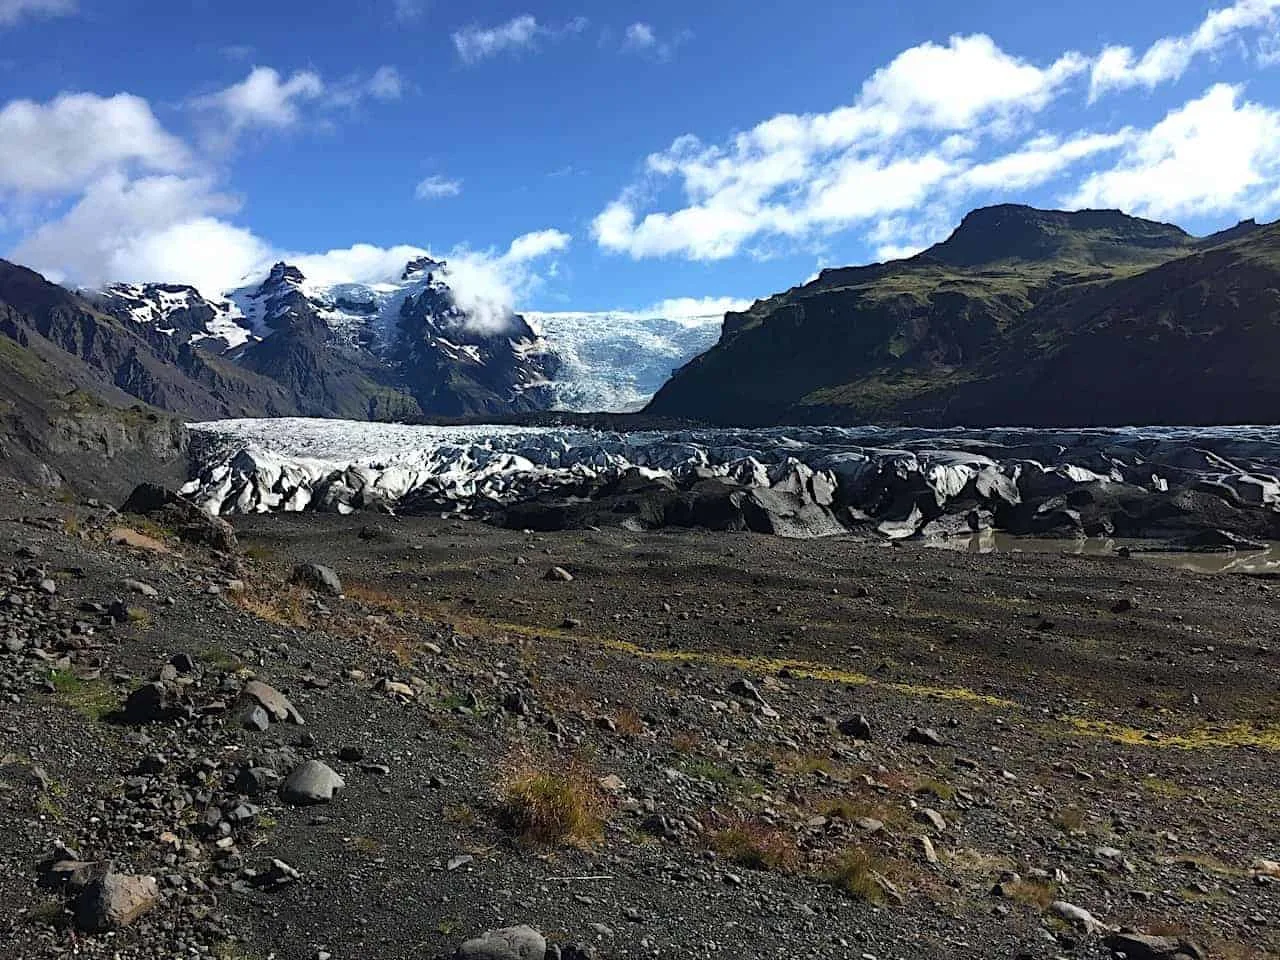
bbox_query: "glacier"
[182,418,1280,544]
[525,311,722,412]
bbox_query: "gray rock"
[290,563,343,596]
[544,566,574,582]
[457,925,546,960]
[237,702,271,732]
[281,760,344,805]
[73,873,159,932]
[123,682,182,724]
[906,726,945,747]
[1104,932,1207,960]
[121,579,158,597]
[837,714,873,740]
[1049,900,1110,935]
[240,679,304,724]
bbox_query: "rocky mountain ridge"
[647,205,1280,427]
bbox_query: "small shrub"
[498,763,604,847]
[914,778,955,803]
[1005,879,1056,910]
[613,707,645,738]
[232,587,309,627]
[710,821,799,873]
[1055,806,1086,832]
[671,731,701,754]
[825,847,893,903]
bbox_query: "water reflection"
[923,530,1280,575]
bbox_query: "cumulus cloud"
[452,14,589,63]
[1090,0,1280,98]
[0,93,190,193]
[623,23,655,50]
[441,230,572,334]
[9,173,269,293]
[955,131,1131,191]
[620,21,690,61]
[593,33,1089,260]
[453,15,541,63]
[0,0,75,26]
[414,175,462,199]
[1068,83,1280,219]
[194,66,324,132]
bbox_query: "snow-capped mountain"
[89,260,729,416]
[92,256,562,419]
[527,311,722,412]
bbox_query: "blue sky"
[1,0,1279,317]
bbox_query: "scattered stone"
[1050,900,1110,935]
[916,808,947,832]
[122,682,182,724]
[457,924,547,960]
[281,760,345,805]
[1103,932,1207,960]
[73,873,159,932]
[290,563,343,596]
[918,835,939,865]
[906,726,945,747]
[240,679,304,724]
[837,714,873,740]
[544,566,574,582]
[597,774,627,794]
[121,579,158,598]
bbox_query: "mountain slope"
[646,205,1280,427]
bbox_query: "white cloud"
[1069,83,1280,219]
[0,0,74,26]
[594,33,1090,260]
[194,66,324,131]
[620,21,690,61]
[862,34,1085,128]
[623,23,655,50]
[414,175,462,199]
[505,228,571,262]
[10,173,269,293]
[640,296,751,321]
[392,0,424,23]
[453,15,540,63]
[956,131,1131,191]
[366,66,403,101]
[1090,0,1280,98]
[0,93,190,193]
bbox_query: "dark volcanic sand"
[1,487,1277,959]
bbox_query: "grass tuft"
[710,820,799,873]
[824,846,894,903]
[498,761,605,847]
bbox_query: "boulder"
[281,760,344,805]
[239,679,304,725]
[73,873,159,932]
[122,682,185,724]
[457,925,547,960]
[837,714,873,740]
[1103,932,1207,960]
[121,483,237,552]
[289,562,343,596]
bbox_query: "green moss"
[48,670,118,720]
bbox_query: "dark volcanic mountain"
[646,205,1280,426]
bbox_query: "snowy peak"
[401,255,445,282]
[93,281,252,349]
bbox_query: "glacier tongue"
[183,418,1280,542]
[525,312,722,412]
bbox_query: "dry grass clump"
[498,761,605,847]
[671,731,701,753]
[914,777,955,803]
[710,819,800,873]
[824,846,895,903]
[1004,878,1057,910]
[232,586,309,627]
[613,707,646,738]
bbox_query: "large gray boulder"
[73,873,159,932]
[280,760,344,805]
[290,562,343,596]
[457,925,546,960]
[239,679,304,725]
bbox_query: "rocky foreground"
[0,479,1277,959]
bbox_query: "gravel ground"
[0,481,1277,960]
